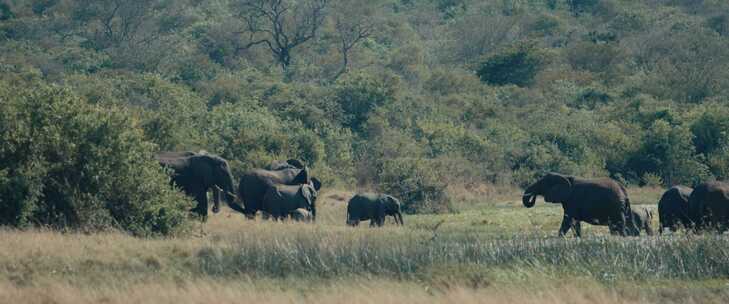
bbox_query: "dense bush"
[377,158,452,214]
[476,43,549,87]
[0,80,190,235]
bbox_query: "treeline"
[2,0,729,232]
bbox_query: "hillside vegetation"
[2,0,729,233]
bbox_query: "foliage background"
[3,0,729,231]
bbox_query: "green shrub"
[566,41,624,74]
[335,71,400,133]
[204,104,328,175]
[629,120,709,186]
[377,158,452,214]
[0,80,190,235]
[476,43,549,87]
[567,0,601,15]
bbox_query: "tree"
[330,0,378,79]
[234,0,329,71]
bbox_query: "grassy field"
[1,187,729,304]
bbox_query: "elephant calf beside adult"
[628,207,654,236]
[689,181,729,233]
[156,151,245,218]
[238,164,321,219]
[261,184,318,221]
[522,173,636,237]
[657,186,693,233]
[346,193,404,227]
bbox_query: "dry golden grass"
[1,187,728,304]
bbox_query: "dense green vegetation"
[2,0,729,232]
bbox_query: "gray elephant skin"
[265,159,305,171]
[156,151,244,217]
[628,207,654,236]
[238,165,321,218]
[261,184,318,220]
[522,173,635,237]
[657,186,693,233]
[346,193,404,227]
[289,208,314,222]
[689,181,729,232]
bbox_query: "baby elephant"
[289,208,313,222]
[262,184,318,221]
[347,193,403,227]
[628,207,654,236]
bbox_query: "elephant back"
[347,193,380,220]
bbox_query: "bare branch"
[234,0,329,70]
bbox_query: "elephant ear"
[384,195,400,212]
[311,177,322,191]
[293,166,311,184]
[543,174,572,203]
[299,185,317,208]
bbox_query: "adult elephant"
[156,151,244,218]
[657,186,693,233]
[346,193,404,227]
[688,181,729,232]
[265,159,306,171]
[261,184,318,220]
[238,167,321,218]
[522,173,635,237]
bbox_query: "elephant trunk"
[396,212,404,225]
[522,193,537,208]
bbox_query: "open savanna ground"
[1,187,729,304]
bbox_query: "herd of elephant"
[155,151,729,235]
[155,151,403,227]
[522,173,729,237]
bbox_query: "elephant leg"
[558,215,572,237]
[212,188,221,213]
[572,219,582,238]
[192,191,209,219]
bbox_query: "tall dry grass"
[1,187,727,303]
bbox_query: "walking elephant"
[238,167,322,218]
[522,173,636,237]
[688,181,729,233]
[156,151,244,218]
[628,207,654,236]
[261,184,318,220]
[657,186,693,233]
[346,193,404,227]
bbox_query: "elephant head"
[522,173,573,208]
[298,184,318,220]
[202,155,238,212]
[381,195,404,225]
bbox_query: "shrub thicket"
[0,80,190,235]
